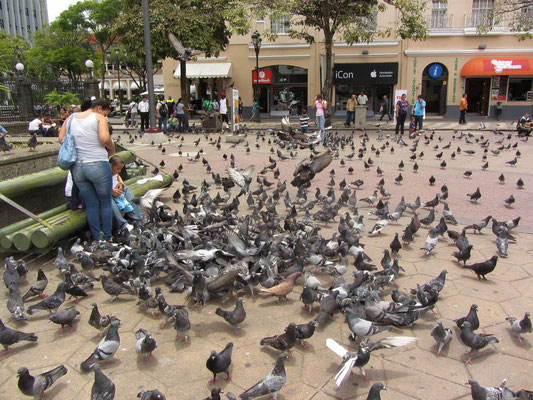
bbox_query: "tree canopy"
[482,0,533,40]
[0,32,31,79]
[252,0,428,101]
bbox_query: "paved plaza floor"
[0,124,532,399]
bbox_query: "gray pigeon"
[467,378,515,400]
[91,364,115,400]
[27,282,66,315]
[22,268,48,301]
[505,312,532,345]
[135,328,157,361]
[455,304,479,330]
[137,389,166,400]
[431,320,452,356]
[3,256,19,289]
[7,284,27,320]
[49,306,80,332]
[53,247,74,275]
[239,353,289,400]
[81,319,121,372]
[173,306,190,344]
[0,134,13,154]
[0,318,37,354]
[17,365,68,399]
[28,134,38,152]
[206,342,233,383]
[366,382,386,400]
[215,298,246,335]
[460,321,499,364]
[344,310,393,342]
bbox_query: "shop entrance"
[465,78,490,115]
[421,63,448,115]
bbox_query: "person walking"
[395,93,409,136]
[58,99,115,241]
[250,99,260,121]
[345,94,356,127]
[312,93,328,142]
[138,96,149,132]
[379,95,391,121]
[412,95,426,130]
[459,93,468,124]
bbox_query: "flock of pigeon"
[1,124,532,400]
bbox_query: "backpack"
[159,103,167,117]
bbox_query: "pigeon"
[411,270,447,296]
[0,318,38,354]
[100,274,133,301]
[131,188,164,209]
[389,233,402,255]
[294,320,317,350]
[467,187,481,202]
[420,229,439,255]
[431,320,452,356]
[7,284,26,320]
[173,306,191,344]
[258,272,301,303]
[368,219,388,235]
[344,310,393,342]
[467,379,516,400]
[17,365,68,399]
[53,247,74,275]
[465,215,492,233]
[49,305,80,333]
[27,282,66,315]
[88,303,116,339]
[28,134,38,151]
[455,304,480,331]
[291,150,333,187]
[366,382,387,400]
[137,389,166,400]
[505,312,532,345]
[326,336,417,385]
[3,256,20,288]
[206,342,233,383]
[260,323,298,355]
[215,298,246,335]
[91,363,115,400]
[463,255,498,280]
[238,353,289,400]
[81,319,121,372]
[0,134,13,153]
[22,269,48,301]
[135,328,157,361]
[460,321,499,364]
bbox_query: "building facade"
[0,0,48,44]
[162,0,533,119]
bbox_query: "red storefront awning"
[461,57,533,76]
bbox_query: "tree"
[480,0,533,40]
[0,32,30,79]
[55,0,121,97]
[115,0,250,103]
[251,0,428,102]
[43,90,80,107]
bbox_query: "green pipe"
[0,150,136,199]
[0,203,68,239]
[31,172,173,249]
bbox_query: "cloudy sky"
[47,0,81,22]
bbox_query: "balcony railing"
[426,14,455,29]
[464,12,504,29]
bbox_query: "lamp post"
[84,59,99,100]
[85,59,94,79]
[251,31,262,123]
[114,48,126,115]
[15,62,33,121]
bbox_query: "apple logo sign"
[370,70,377,78]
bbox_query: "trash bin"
[495,102,503,120]
[354,105,367,129]
[202,113,222,131]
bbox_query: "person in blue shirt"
[0,124,7,137]
[300,109,310,133]
[412,95,426,131]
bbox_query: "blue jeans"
[71,161,113,240]
[177,114,185,132]
[316,115,325,141]
[158,116,168,133]
[345,111,354,126]
[112,187,143,231]
[414,115,423,130]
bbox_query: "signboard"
[428,63,443,78]
[333,63,398,85]
[461,57,533,76]
[252,70,272,84]
[393,89,407,123]
[230,88,239,132]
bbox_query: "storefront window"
[507,78,532,101]
[271,66,307,84]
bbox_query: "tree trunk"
[323,33,334,104]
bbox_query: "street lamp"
[15,62,33,121]
[15,63,24,73]
[251,31,262,122]
[85,59,94,79]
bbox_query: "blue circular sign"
[429,64,443,79]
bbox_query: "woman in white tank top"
[58,99,115,241]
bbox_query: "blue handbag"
[57,113,77,170]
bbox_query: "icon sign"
[429,64,443,79]
[370,70,377,78]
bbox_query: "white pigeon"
[135,188,164,209]
[368,219,388,235]
[421,229,439,255]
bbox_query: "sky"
[47,0,82,23]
